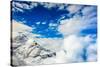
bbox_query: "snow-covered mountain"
[11,21,63,65]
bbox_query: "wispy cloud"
[82,6,97,16]
[12,1,68,12]
[12,1,38,12]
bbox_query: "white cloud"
[58,5,65,10]
[57,3,68,10]
[30,2,38,8]
[86,43,97,61]
[62,35,85,62]
[49,23,58,27]
[42,22,46,24]
[55,50,67,63]
[58,16,85,36]
[84,35,96,44]
[12,1,38,12]
[36,22,41,25]
[82,6,96,16]
[12,2,24,12]
[40,2,57,9]
[39,2,68,10]
[67,5,83,14]
[56,34,97,63]
[49,23,58,30]
[36,38,63,52]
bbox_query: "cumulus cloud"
[56,34,97,63]
[62,35,85,62]
[57,6,97,61]
[58,16,85,36]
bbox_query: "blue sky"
[12,1,97,38]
